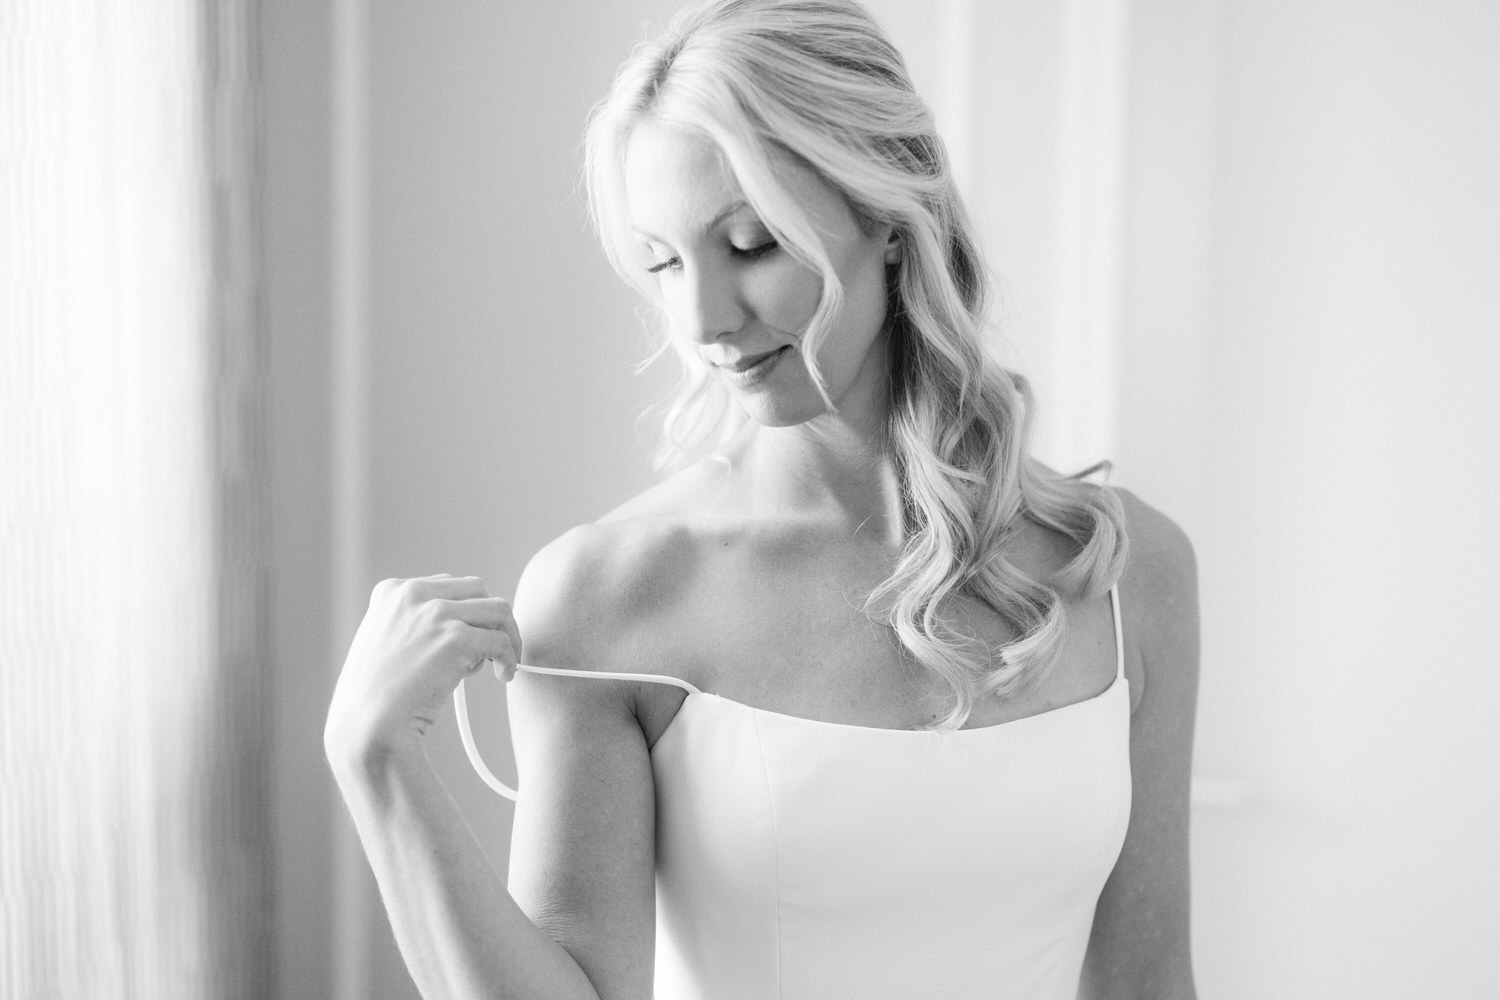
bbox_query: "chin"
[736,393,826,429]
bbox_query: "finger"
[462,622,518,672]
[409,575,490,600]
[438,596,514,631]
[449,598,523,667]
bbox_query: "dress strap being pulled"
[513,663,703,694]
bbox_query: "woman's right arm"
[327,726,604,1000]
[324,545,656,999]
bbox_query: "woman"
[324,1,1200,997]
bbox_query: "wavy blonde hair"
[585,0,1128,729]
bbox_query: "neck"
[730,405,903,544]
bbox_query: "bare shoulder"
[512,458,724,673]
[1115,488,1197,613]
[1113,487,1199,713]
[512,521,687,677]
[514,521,638,670]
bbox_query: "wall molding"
[329,0,372,996]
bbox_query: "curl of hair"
[585,0,1128,730]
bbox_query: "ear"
[883,227,902,265]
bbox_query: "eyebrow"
[629,199,752,243]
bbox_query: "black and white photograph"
[3,1,1497,998]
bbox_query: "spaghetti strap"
[1108,585,1125,681]
[514,663,703,695]
[453,664,702,801]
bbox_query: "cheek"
[843,259,891,335]
[821,250,890,350]
[747,260,823,334]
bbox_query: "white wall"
[1132,3,1500,996]
[264,1,1500,997]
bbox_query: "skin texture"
[328,120,1199,999]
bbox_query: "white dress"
[503,587,1131,999]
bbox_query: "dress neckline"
[521,585,1127,744]
[651,671,1128,747]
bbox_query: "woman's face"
[622,122,898,430]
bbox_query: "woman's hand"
[324,574,522,771]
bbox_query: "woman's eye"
[644,241,774,274]
[733,240,778,260]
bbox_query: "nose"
[671,261,745,344]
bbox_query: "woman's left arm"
[1081,492,1201,999]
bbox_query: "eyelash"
[646,240,779,275]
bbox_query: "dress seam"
[751,711,784,998]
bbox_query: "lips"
[718,346,788,372]
[714,345,791,388]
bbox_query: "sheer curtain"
[1,1,269,997]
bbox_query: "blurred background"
[4,0,1497,997]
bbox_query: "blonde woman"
[324,1,1199,997]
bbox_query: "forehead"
[623,123,746,237]
[622,121,860,244]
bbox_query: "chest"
[641,540,921,713]
[650,681,1133,999]
[627,538,1119,743]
